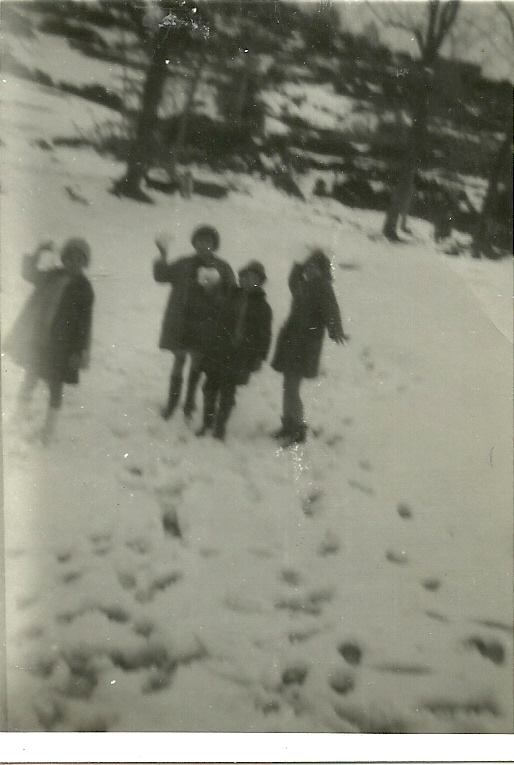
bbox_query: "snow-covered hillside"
[1,72,512,733]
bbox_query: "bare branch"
[497,1,514,46]
[364,1,418,37]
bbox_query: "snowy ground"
[1,75,513,733]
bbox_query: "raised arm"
[152,233,184,284]
[21,240,54,284]
[153,258,184,284]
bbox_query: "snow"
[1,69,512,734]
[261,83,358,132]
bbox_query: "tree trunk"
[113,41,169,200]
[168,56,204,180]
[232,53,256,128]
[383,73,430,240]
[473,127,512,257]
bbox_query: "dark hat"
[239,260,267,283]
[191,225,220,251]
[61,237,91,266]
[306,249,332,280]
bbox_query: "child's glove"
[33,240,55,256]
[331,328,350,345]
[155,232,173,258]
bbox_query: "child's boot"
[281,422,307,447]
[40,406,58,445]
[196,388,216,436]
[161,375,182,420]
[213,403,232,441]
[272,417,293,440]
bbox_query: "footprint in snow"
[61,651,99,700]
[348,479,374,496]
[276,589,332,617]
[133,619,155,638]
[56,551,73,564]
[20,624,45,640]
[329,668,355,695]
[282,664,309,686]
[161,506,182,539]
[109,425,130,439]
[127,465,144,477]
[397,502,413,519]
[280,568,302,587]
[318,531,341,556]
[126,537,152,555]
[325,433,344,447]
[301,487,324,516]
[464,636,505,665]
[90,532,111,545]
[473,618,512,635]
[288,627,322,644]
[118,571,137,590]
[338,641,363,666]
[199,547,219,558]
[422,577,441,592]
[375,662,432,676]
[90,532,112,556]
[422,698,499,719]
[98,605,131,624]
[386,549,409,565]
[135,571,182,603]
[61,570,82,585]
[425,609,450,623]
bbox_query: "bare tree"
[471,1,513,257]
[367,1,460,240]
[113,1,210,201]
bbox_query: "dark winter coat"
[202,285,272,386]
[5,255,94,384]
[153,254,235,353]
[272,263,342,379]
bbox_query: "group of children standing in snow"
[6,225,348,445]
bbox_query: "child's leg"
[183,351,203,418]
[40,377,63,444]
[162,351,187,419]
[197,375,219,435]
[283,374,304,425]
[17,369,38,409]
[213,382,236,440]
[281,374,306,444]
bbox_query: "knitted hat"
[239,260,267,284]
[191,225,220,251]
[61,237,91,266]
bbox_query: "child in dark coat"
[271,249,348,446]
[5,238,94,444]
[153,225,235,420]
[197,260,272,440]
